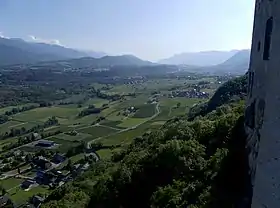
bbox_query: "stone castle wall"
[245,0,280,207]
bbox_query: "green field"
[153,106,170,121]
[117,118,147,128]
[104,110,125,121]
[0,103,39,115]
[96,149,113,159]
[170,107,187,117]
[53,132,93,142]
[0,121,23,133]
[0,120,45,134]
[78,125,118,139]
[9,185,49,205]
[151,121,166,126]
[84,98,109,108]
[50,138,80,153]
[100,120,155,146]
[0,178,23,190]
[106,85,135,94]
[160,97,205,108]
[101,120,125,129]
[133,104,156,118]
[115,95,149,110]
[69,153,85,163]
[12,106,79,122]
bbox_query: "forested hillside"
[41,75,248,208]
[188,74,247,120]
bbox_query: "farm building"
[21,179,36,190]
[35,140,56,148]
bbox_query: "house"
[32,133,42,140]
[21,179,36,190]
[51,154,66,164]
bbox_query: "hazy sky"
[0,0,255,61]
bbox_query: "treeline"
[41,75,249,208]
[4,104,38,116]
[0,104,48,125]
[78,104,108,117]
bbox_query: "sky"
[0,0,255,61]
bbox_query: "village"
[0,132,100,208]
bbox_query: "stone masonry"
[245,0,280,207]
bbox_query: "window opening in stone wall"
[248,72,252,95]
[250,72,254,98]
[263,17,273,60]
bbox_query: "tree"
[89,141,103,150]
[66,159,73,171]
[0,185,7,196]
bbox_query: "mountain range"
[205,49,250,75]
[158,50,243,66]
[0,37,107,66]
[177,49,250,75]
[36,55,154,69]
[0,36,251,74]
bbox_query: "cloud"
[28,35,62,46]
[0,32,9,39]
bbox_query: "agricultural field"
[0,178,23,190]
[78,125,118,139]
[133,104,156,118]
[9,185,49,205]
[12,106,79,122]
[52,132,93,142]
[117,118,148,128]
[0,74,222,206]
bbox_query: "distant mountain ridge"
[159,50,241,66]
[0,37,107,66]
[7,54,154,69]
[57,55,153,68]
[177,49,251,75]
[213,49,250,74]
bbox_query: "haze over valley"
[0,36,250,75]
